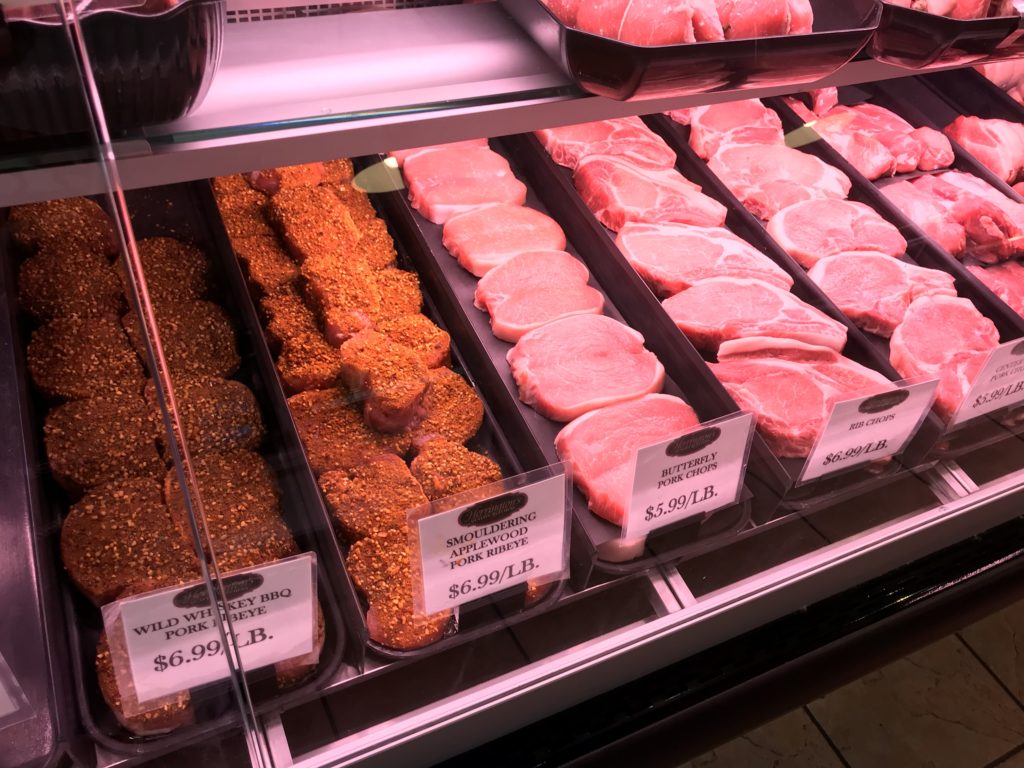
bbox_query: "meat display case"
[7,2,1024,767]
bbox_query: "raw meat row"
[541,0,812,45]
[784,96,954,181]
[400,138,692,530]
[884,0,1000,18]
[945,115,1024,184]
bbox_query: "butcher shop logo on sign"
[458,492,529,528]
[858,390,910,415]
[172,573,265,609]
[666,427,721,457]
[1012,341,1024,357]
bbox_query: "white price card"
[413,464,571,616]
[950,339,1024,427]
[103,554,317,711]
[624,411,756,540]
[799,379,939,484]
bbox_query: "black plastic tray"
[496,0,880,101]
[767,82,1024,451]
[870,2,1024,68]
[512,123,943,510]
[0,0,224,144]
[374,146,774,587]
[6,184,352,759]
[197,180,575,662]
[919,67,1024,146]
[0,240,72,768]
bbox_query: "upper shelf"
[0,2,1000,207]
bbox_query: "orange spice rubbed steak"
[8,197,118,256]
[44,394,163,494]
[260,285,320,349]
[28,316,144,401]
[122,300,240,380]
[278,332,348,393]
[376,314,450,369]
[266,186,361,263]
[373,268,422,321]
[61,477,200,605]
[18,246,123,322]
[338,330,430,433]
[233,235,300,296]
[117,237,210,305]
[319,454,429,543]
[412,367,484,445]
[301,250,381,344]
[288,389,410,474]
[244,163,325,196]
[410,437,502,502]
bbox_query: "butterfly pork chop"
[615,223,793,297]
[574,155,728,232]
[708,144,851,220]
[442,204,566,277]
[555,394,699,526]
[403,147,527,224]
[808,253,957,337]
[506,314,665,422]
[711,337,894,457]
[662,277,848,353]
[536,117,677,171]
[474,251,604,342]
[890,295,1000,421]
[767,199,908,268]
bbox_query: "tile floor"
[683,599,1024,767]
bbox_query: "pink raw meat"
[716,0,812,38]
[880,180,967,255]
[807,252,957,337]
[1016,182,1024,196]
[554,394,700,526]
[389,139,489,168]
[810,87,839,115]
[711,337,893,457]
[785,99,897,180]
[404,148,527,225]
[506,314,665,422]
[671,99,784,160]
[575,0,697,44]
[912,172,1024,262]
[615,222,793,297]
[574,155,727,232]
[474,251,604,342]
[536,117,677,171]
[442,204,566,277]
[890,295,999,420]
[661,277,848,352]
[708,144,851,220]
[967,262,1024,316]
[767,199,908,268]
[540,0,582,25]
[946,116,1024,184]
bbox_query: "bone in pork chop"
[662,277,847,353]
[536,117,677,171]
[669,99,784,160]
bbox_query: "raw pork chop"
[442,204,566,277]
[403,147,527,225]
[670,99,784,160]
[889,0,993,18]
[506,314,665,422]
[879,180,967,255]
[574,155,728,231]
[661,277,847,352]
[708,144,851,220]
[716,0,814,38]
[890,295,999,420]
[554,394,700,525]
[711,337,893,457]
[945,116,1024,184]
[474,251,604,342]
[912,172,1024,262]
[541,0,581,26]
[808,252,957,337]
[536,117,677,171]
[615,222,793,297]
[389,139,489,168]
[767,199,908,268]
[573,0,725,44]
[967,262,1024,317]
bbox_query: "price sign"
[950,339,1024,427]
[624,411,755,539]
[414,465,570,616]
[103,554,316,710]
[799,379,938,484]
